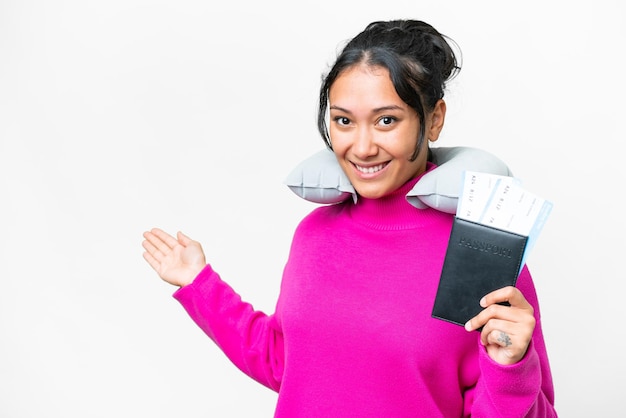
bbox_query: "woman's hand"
[142,228,206,287]
[464,286,536,365]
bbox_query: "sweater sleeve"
[172,264,283,392]
[465,266,557,417]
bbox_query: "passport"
[431,171,552,327]
[431,217,528,326]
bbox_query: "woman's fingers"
[468,302,533,331]
[152,227,180,247]
[479,318,518,345]
[146,228,179,253]
[142,250,160,272]
[479,318,534,364]
[142,228,181,270]
[465,286,533,331]
[177,231,192,246]
[464,286,536,365]
[142,231,170,272]
[481,286,532,311]
[141,228,205,288]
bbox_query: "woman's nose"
[352,127,377,158]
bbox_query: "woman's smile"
[353,161,389,176]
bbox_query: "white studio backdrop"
[0,1,623,417]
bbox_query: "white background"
[1,1,623,416]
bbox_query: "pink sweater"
[174,169,557,417]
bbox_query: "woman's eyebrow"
[329,104,404,114]
[329,105,352,114]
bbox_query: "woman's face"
[328,64,445,199]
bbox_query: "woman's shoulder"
[295,202,349,231]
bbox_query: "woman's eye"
[334,117,351,126]
[378,116,396,126]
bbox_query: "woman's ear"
[427,99,447,143]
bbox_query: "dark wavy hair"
[317,20,461,161]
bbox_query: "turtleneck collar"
[347,162,451,230]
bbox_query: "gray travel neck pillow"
[284,146,513,214]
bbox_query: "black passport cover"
[432,217,528,326]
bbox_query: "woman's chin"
[353,184,392,200]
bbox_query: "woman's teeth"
[355,163,386,174]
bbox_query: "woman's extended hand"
[142,228,206,287]
[464,286,536,365]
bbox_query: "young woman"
[142,19,557,417]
